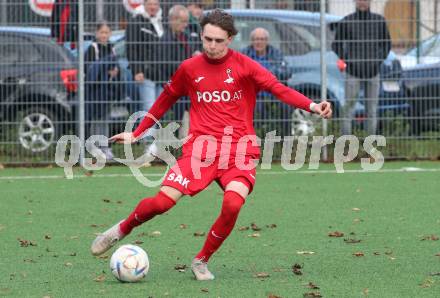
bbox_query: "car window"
[0,36,21,65]
[406,34,439,57]
[19,36,44,63]
[425,35,440,57]
[231,17,324,56]
[232,18,282,51]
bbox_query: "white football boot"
[91,220,126,256]
[191,258,215,281]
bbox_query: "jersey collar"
[202,49,233,64]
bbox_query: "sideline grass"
[0,161,439,297]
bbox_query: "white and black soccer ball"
[110,244,149,282]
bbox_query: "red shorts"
[162,154,257,196]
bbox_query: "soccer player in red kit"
[91,9,332,280]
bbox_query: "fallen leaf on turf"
[435,253,440,257]
[44,235,51,240]
[429,272,440,276]
[384,251,393,255]
[266,224,277,228]
[352,207,361,211]
[179,224,188,229]
[344,238,361,244]
[102,199,111,203]
[248,233,260,238]
[193,231,205,237]
[328,231,344,237]
[116,200,123,204]
[94,274,106,282]
[238,226,249,231]
[373,252,381,256]
[251,223,262,231]
[18,239,37,247]
[268,294,281,298]
[255,272,270,278]
[23,258,36,263]
[64,262,72,267]
[420,278,434,288]
[363,288,369,296]
[353,252,364,257]
[303,291,322,298]
[98,255,109,260]
[200,288,209,293]
[150,231,161,237]
[134,240,144,245]
[70,252,77,256]
[353,218,363,223]
[272,268,286,272]
[421,235,439,241]
[292,263,303,275]
[297,251,315,255]
[27,210,32,215]
[84,171,93,177]
[306,282,320,289]
[174,264,187,272]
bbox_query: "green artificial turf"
[0,161,440,297]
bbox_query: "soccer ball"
[110,244,149,282]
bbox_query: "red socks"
[119,191,176,235]
[195,190,245,262]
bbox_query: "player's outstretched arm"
[109,132,138,144]
[311,100,332,119]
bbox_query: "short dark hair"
[200,9,237,37]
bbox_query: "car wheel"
[17,107,58,153]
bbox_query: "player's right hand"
[109,132,137,144]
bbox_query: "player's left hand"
[313,101,332,119]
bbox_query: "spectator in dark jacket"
[242,27,293,136]
[84,22,120,160]
[157,4,201,127]
[126,0,164,113]
[332,0,391,135]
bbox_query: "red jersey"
[133,49,313,158]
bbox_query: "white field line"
[0,167,439,181]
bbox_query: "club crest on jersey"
[224,68,234,84]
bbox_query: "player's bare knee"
[160,186,183,202]
[225,181,249,199]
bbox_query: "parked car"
[397,33,440,70]
[0,27,78,153]
[0,27,137,154]
[225,9,409,135]
[401,62,440,134]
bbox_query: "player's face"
[201,24,232,59]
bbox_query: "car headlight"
[382,81,400,92]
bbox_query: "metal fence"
[0,0,439,165]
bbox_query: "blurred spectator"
[84,22,120,161]
[186,1,203,39]
[50,0,78,48]
[242,28,293,136]
[126,0,164,157]
[158,5,201,130]
[332,0,391,136]
[126,0,164,113]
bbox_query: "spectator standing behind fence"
[158,5,201,130]
[126,0,164,157]
[241,28,293,136]
[332,0,391,136]
[126,0,164,111]
[186,1,203,39]
[84,22,119,161]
